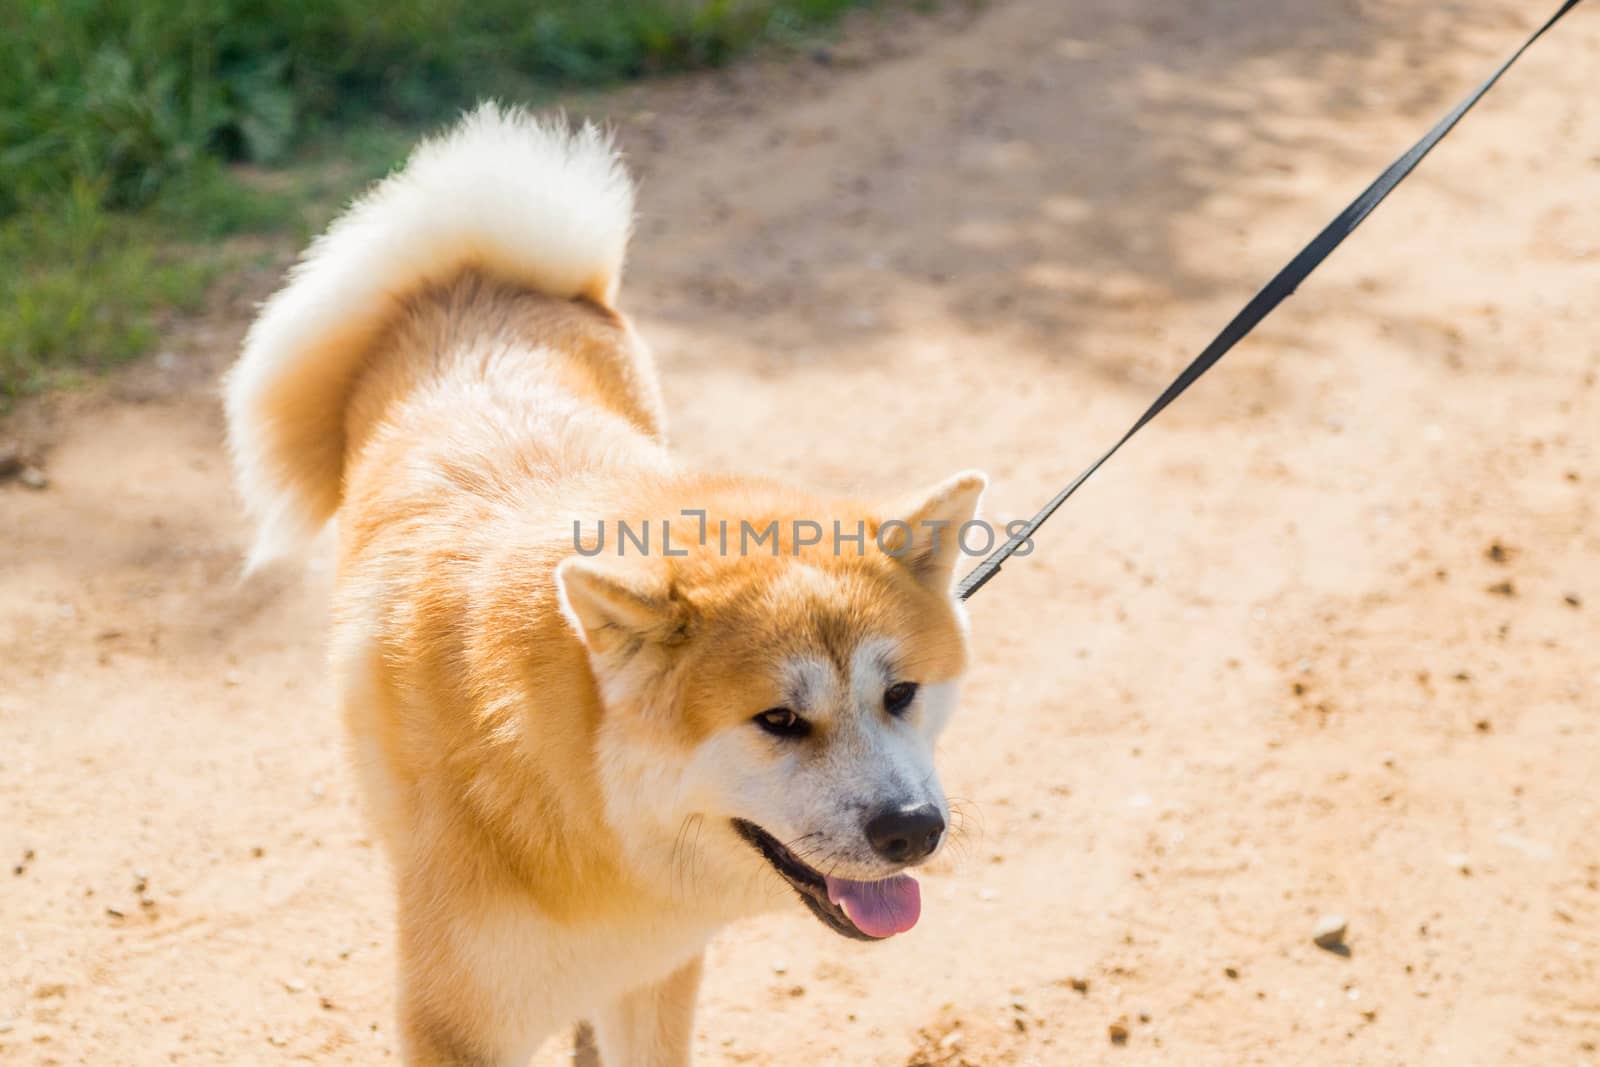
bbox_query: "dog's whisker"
[691,813,706,891]
[668,814,695,898]
[944,798,987,844]
[779,830,823,851]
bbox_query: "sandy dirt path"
[4,1,1598,1064]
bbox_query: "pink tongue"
[824,874,922,938]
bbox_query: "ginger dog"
[226,104,983,1066]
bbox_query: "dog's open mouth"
[731,819,921,941]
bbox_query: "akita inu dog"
[226,103,983,1066]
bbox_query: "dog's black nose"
[864,803,944,864]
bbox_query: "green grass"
[0,163,298,398]
[0,0,872,405]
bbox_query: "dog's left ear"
[879,470,988,592]
[556,557,689,653]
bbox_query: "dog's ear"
[556,557,688,652]
[879,470,988,592]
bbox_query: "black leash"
[957,0,1586,601]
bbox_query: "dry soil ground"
[3,1,1598,1064]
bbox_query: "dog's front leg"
[592,952,704,1067]
[397,961,541,1067]
[394,884,556,1067]
[400,1022,516,1067]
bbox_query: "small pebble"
[1108,1017,1130,1045]
[283,978,307,994]
[18,467,48,490]
[1067,976,1090,994]
[1564,593,1582,608]
[1446,852,1472,875]
[1313,914,1349,950]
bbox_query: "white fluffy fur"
[225,102,634,566]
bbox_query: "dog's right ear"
[556,557,688,653]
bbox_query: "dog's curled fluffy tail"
[225,102,634,567]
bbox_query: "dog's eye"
[883,681,919,715]
[754,707,810,739]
